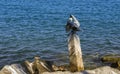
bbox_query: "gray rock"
[86,66,120,74]
[43,66,120,74]
[0,64,27,74]
[1,64,120,74]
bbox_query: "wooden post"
[68,33,84,72]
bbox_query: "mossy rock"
[101,55,120,69]
[118,61,120,69]
[101,55,120,63]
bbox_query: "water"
[0,0,120,69]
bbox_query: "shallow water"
[0,0,120,68]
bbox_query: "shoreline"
[0,55,120,74]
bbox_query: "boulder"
[43,66,120,74]
[24,57,69,74]
[85,66,120,74]
[1,63,120,74]
[0,64,27,74]
[101,55,120,63]
[101,55,120,69]
[24,57,54,74]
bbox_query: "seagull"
[66,15,80,33]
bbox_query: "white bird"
[66,15,80,33]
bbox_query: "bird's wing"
[71,15,80,27]
[65,24,70,32]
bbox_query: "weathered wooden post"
[66,15,84,72]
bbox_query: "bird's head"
[65,15,80,33]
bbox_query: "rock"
[24,57,54,74]
[43,66,120,74]
[0,64,27,74]
[52,64,69,71]
[101,55,120,69]
[101,55,120,63]
[24,60,34,74]
[0,57,69,74]
[118,61,120,69]
[43,71,81,74]
[1,63,120,74]
[68,33,84,72]
[24,57,69,74]
[86,66,120,74]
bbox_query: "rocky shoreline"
[0,55,120,74]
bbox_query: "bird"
[65,15,80,33]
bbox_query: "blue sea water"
[0,0,120,68]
